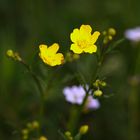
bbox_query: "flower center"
[77,40,87,49]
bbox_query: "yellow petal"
[48,53,64,66]
[55,53,64,64]
[70,29,80,43]
[91,31,100,43]
[83,45,97,53]
[70,44,83,54]
[39,44,48,60]
[39,44,48,52]
[47,43,59,55]
[80,25,92,33]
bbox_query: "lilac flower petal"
[63,85,100,109]
[86,96,100,110]
[125,27,140,42]
[63,85,86,105]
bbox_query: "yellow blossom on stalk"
[70,24,100,54]
[32,120,39,129]
[39,136,48,140]
[79,125,89,135]
[39,43,64,66]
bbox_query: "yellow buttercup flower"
[70,24,100,54]
[39,43,64,66]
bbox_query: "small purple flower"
[63,86,85,105]
[125,27,140,42]
[86,95,100,110]
[63,85,100,110]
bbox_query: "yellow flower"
[79,125,89,135]
[39,136,48,140]
[39,43,64,66]
[70,25,100,54]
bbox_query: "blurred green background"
[0,0,140,140]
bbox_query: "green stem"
[20,61,44,127]
[67,90,89,134]
[128,86,139,140]
[67,46,105,135]
[128,45,140,140]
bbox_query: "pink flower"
[63,85,100,110]
[125,27,140,42]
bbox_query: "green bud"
[108,35,113,41]
[6,50,14,57]
[14,52,22,61]
[32,120,39,129]
[6,49,22,61]
[103,36,109,44]
[22,134,28,140]
[73,53,80,60]
[108,28,116,36]
[39,136,48,140]
[79,125,89,135]
[66,52,73,62]
[93,79,99,87]
[101,81,107,87]
[94,89,103,96]
[102,31,107,36]
[26,122,32,129]
[65,131,71,137]
[65,131,73,140]
[21,129,29,135]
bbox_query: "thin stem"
[67,44,106,135]
[20,60,45,127]
[67,89,90,134]
[128,45,140,140]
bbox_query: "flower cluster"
[21,120,48,140]
[102,28,116,44]
[39,24,100,66]
[63,85,100,110]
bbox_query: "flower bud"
[32,121,39,129]
[102,31,107,36]
[100,81,107,87]
[79,125,89,135]
[39,136,48,140]
[73,53,80,60]
[65,131,71,137]
[26,122,32,129]
[65,131,73,140]
[108,28,116,36]
[6,49,22,61]
[108,35,113,41]
[22,134,28,140]
[94,89,103,96]
[6,50,14,57]
[21,129,29,135]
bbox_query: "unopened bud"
[32,121,39,129]
[101,81,107,87]
[6,50,14,57]
[26,122,32,129]
[73,53,80,60]
[94,89,103,96]
[108,35,113,40]
[22,134,28,140]
[79,125,89,135]
[21,129,29,135]
[108,28,116,36]
[39,136,48,140]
